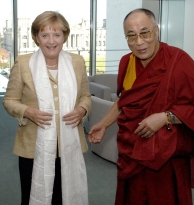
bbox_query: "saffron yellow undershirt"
[123,54,136,90]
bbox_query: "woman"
[3,11,91,205]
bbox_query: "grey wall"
[142,0,160,23]
[183,0,194,58]
[105,0,160,73]
[105,0,142,73]
[105,0,194,74]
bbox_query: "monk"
[88,8,194,205]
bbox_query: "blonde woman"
[3,11,91,205]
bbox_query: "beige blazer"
[3,52,91,158]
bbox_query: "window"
[32,42,36,48]
[0,0,13,93]
[1,0,189,79]
[23,43,26,48]
[17,0,90,71]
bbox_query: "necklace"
[46,64,58,68]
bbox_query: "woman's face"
[36,24,65,62]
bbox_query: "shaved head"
[124,8,156,26]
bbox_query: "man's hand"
[88,123,106,143]
[134,112,167,138]
[24,107,53,129]
[88,99,120,143]
[62,106,86,128]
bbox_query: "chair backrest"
[89,96,118,163]
[93,74,118,93]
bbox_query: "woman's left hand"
[134,112,167,138]
[62,106,86,128]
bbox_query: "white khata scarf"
[29,49,88,205]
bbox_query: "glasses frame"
[125,26,156,44]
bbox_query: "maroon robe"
[115,42,194,205]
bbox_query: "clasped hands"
[24,106,86,129]
[89,112,167,144]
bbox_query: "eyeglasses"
[125,27,156,43]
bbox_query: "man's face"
[124,12,159,67]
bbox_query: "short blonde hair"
[31,11,70,46]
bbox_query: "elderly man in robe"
[89,8,194,205]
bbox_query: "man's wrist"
[169,111,175,124]
[164,111,172,130]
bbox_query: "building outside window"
[0,0,192,93]
[23,43,26,48]
[0,0,13,93]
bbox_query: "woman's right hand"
[24,107,53,129]
[88,123,106,144]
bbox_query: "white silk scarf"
[29,49,88,205]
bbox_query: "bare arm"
[88,99,121,143]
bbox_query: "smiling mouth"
[138,48,146,53]
[47,46,56,49]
